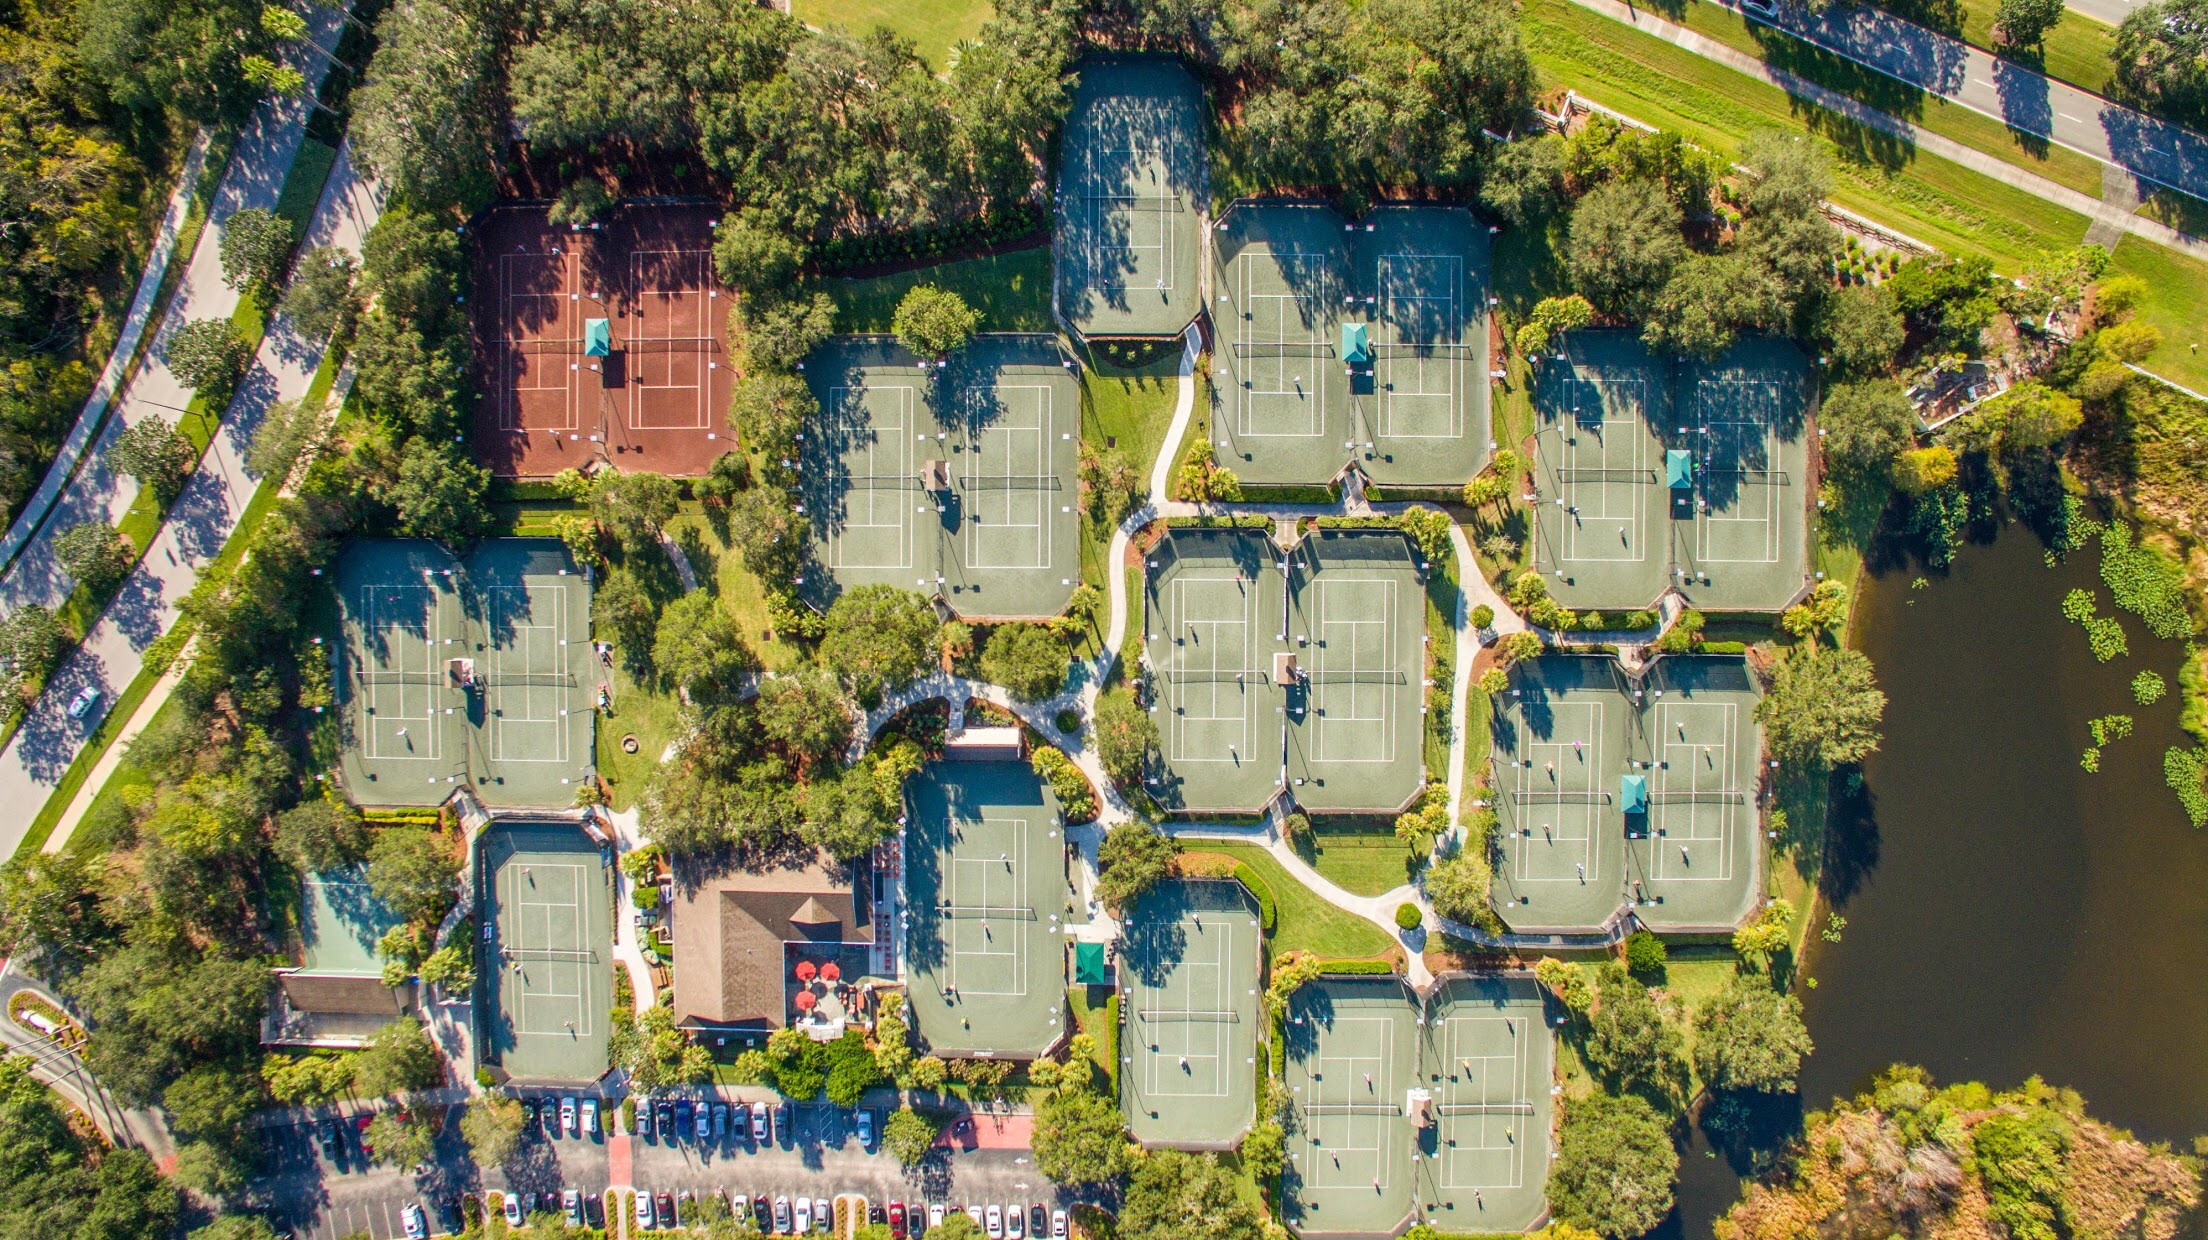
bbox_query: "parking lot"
[251,1097,1066,1239]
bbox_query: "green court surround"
[1283,976,1422,1237]
[1120,879,1264,1149]
[1055,57,1208,339]
[478,820,615,1084]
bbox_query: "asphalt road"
[250,1101,1067,1240]
[1745,0,2208,198]
[2063,0,2138,29]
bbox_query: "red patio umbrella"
[820,962,841,982]
[794,990,818,1012]
[794,959,818,983]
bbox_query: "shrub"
[1030,744,1097,823]
[1623,930,1666,976]
[1394,902,1423,931]
[1097,820,1177,911]
[1235,864,1278,932]
[1471,604,1494,629]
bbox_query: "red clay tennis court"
[471,202,737,477]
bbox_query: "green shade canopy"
[1074,941,1108,985]
[584,318,611,357]
[1666,449,1693,489]
[1340,322,1371,367]
[1620,773,1649,814]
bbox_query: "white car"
[795,1199,813,1233]
[503,1193,524,1227]
[65,685,100,720]
[815,1198,831,1231]
[986,1204,1004,1239]
[694,1101,711,1140]
[1052,1209,1067,1239]
[637,1190,656,1231]
[930,1204,947,1232]
[581,1098,598,1136]
[1007,1203,1024,1239]
[751,1101,770,1143]
[856,1108,875,1150]
[401,1203,426,1239]
[560,1095,577,1136]
[966,1204,985,1231]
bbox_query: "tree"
[162,1064,263,1147]
[979,623,1071,701]
[756,671,853,767]
[1892,445,1959,495]
[726,486,808,586]
[386,438,490,544]
[1424,850,1494,926]
[745,291,839,373]
[219,207,295,292]
[107,416,197,504]
[1536,957,1593,1014]
[800,762,901,861]
[593,567,657,671]
[246,397,324,482]
[1094,689,1160,784]
[1096,820,1178,912]
[460,1095,525,1168]
[350,0,506,209]
[166,318,253,401]
[1481,133,1568,226]
[54,521,133,597]
[365,827,460,925]
[189,1218,280,1240]
[1583,964,1682,1093]
[354,1018,444,1096]
[652,592,754,701]
[2118,0,2208,122]
[613,1003,713,1092]
[1642,253,1771,360]
[0,604,64,701]
[1623,930,1667,976]
[891,285,981,359]
[1818,381,1915,479]
[590,470,682,551]
[882,1106,939,1167]
[1694,975,1813,1092]
[1549,1093,1679,1238]
[280,247,360,342]
[1970,382,2083,453]
[1240,1119,1286,1181]
[1567,180,1685,320]
[418,944,473,996]
[1740,130,1831,218]
[820,585,941,706]
[274,799,367,873]
[365,1109,434,1169]
[1732,899,1796,970]
[1757,647,1887,767]
[1815,284,1906,378]
[823,1029,885,1105]
[1037,1081,1139,1191]
[928,1212,986,1240]
[1119,1149,1266,1240]
[714,213,808,294]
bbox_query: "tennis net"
[1436,1102,1537,1116]
[1649,790,1744,805]
[936,904,1041,921]
[1505,790,1608,804]
[961,475,1065,492]
[1303,1103,1402,1116]
[1368,342,1468,358]
[1232,342,1332,359]
[504,948,599,963]
[1302,670,1410,685]
[354,672,576,687]
[1138,1009,1240,1024]
[1557,468,1656,484]
[497,337,722,355]
[1699,467,1791,484]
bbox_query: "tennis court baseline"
[1284,529,1426,813]
[1121,879,1263,1149]
[1422,974,1555,1232]
[478,820,613,1084]
[1284,976,1421,1238]
[1054,58,1207,338]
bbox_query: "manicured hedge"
[813,202,1047,273]
[1268,1008,1286,1078]
[1317,959,1398,975]
[1164,515,1271,531]
[1698,640,1748,654]
[1232,863,1278,933]
[1103,993,1121,1098]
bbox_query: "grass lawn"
[792,0,989,70]
[1523,0,2095,269]
[1198,841,1395,960]
[674,511,808,672]
[1646,0,2108,200]
[2102,238,2208,395]
[594,654,686,814]
[831,245,1054,335]
[1303,828,1421,896]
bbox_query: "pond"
[1664,520,2208,1239]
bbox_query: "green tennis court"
[336,539,597,809]
[1284,530,1426,812]
[800,335,1081,621]
[1418,974,1554,1232]
[478,821,613,1084]
[1120,879,1263,1149]
[1284,975,1421,1238]
[1490,654,1637,933]
[1531,330,1674,613]
[1358,208,1492,488]
[1532,331,1813,613]
[1212,204,1354,486]
[1628,655,1764,930]
[1055,57,1207,338]
[1142,528,1289,815]
[1673,336,1813,612]
[904,761,1073,1058]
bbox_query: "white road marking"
[2058,111,2083,122]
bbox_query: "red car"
[354,1113,374,1157]
[888,1202,907,1239]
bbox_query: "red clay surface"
[471,202,739,478]
[934,1111,1034,1151]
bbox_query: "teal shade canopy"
[1620,773,1649,813]
[584,318,611,357]
[1341,321,1371,366]
[1666,449,1693,488]
[1074,941,1108,984]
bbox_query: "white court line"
[1440,1016,1529,1189]
[1138,921,1233,1100]
[827,385,916,571]
[1311,575,1396,764]
[498,250,576,432]
[1167,575,1258,763]
[1306,1021,1395,1192]
[1509,699,1600,882]
[963,385,1052,571]
[1694,379,1784,565]
[1375,253,1464,440]
[503,861,591,1040]
[487,582,570,764]
[1234,249,1325,438]
[357,584,441,763]
[1649,701,1738,882]
[946,818,1027,998]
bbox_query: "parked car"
[871,1203,887,1224]
[930,1204,947,1232]
[888,1201,907,1238]
[1031,1204,1047,1236]
[559,1096,576,1136]
[581,1098,598,1136]
[65,685,100,721]
[655,1098,673,1136]
[986,1204,1004,1239]
[315,1116,338,1158]
[713,1101,728,1140]
[775,1100,793,1144]
[502,1193,523,1227]
[695,1101,711,1140]
[656,1193,676,1229]
[562,1190,582,1226]
[674,1099,694,1137]
[856,1107,875,1150]
[1006,1201,1024,1239]
[795,1198,813,1233]
[751,1101,770,1144]
[637,1189,655,1231]
[815,1198,831,1231]
[966,1204,984,1230]
[401,1203,426,1239]
[774,1196,793,1234]
[754,1195,772,1231]
[354,1113,374,1157]
[1052,1209,1067,1239]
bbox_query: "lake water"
[1665,520,2208,1238]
